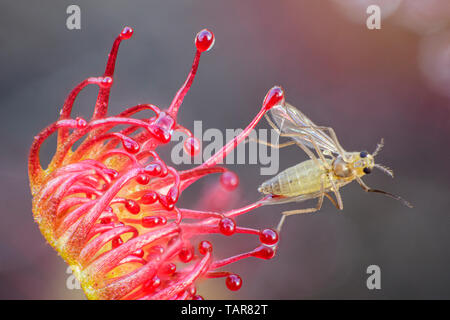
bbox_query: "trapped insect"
[257,101,413,231]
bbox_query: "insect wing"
[269,103,340,154]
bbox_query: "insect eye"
[363,167,372,174]
[360,151,368,158]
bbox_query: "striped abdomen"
[258,159,332,197]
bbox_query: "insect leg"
[276,174,326,232]
[264,113,282,135]
[327,171,344,210]
[324,193,341,210]
[276,215,287,233]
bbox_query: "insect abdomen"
[258,160,329,197]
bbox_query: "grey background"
[0,0,449,299]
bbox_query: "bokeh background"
[0,0,449,299]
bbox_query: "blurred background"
[0,0,449,299]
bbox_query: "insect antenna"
[372,138,384,157]
[356,176,412,208]
[366,188,413,208]
[374,163,394,178]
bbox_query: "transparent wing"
[268,103,341,155]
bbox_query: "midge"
[257,99,412,231]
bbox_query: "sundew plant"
[28,27,284,300]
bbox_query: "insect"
[257,102,413,231]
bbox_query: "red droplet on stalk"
[179,247,194,263]
[120,26,134,40]
[104,168,119,179]
[220,171,239,191]
[199,240,213,255]
[125,199,140,214]
[100,217,111,224]
[195,29,215,52]
[112,236,123,248]
[226,274,242,291]
[144,275,161,291]
[187,286,196,296]
[75,117,87,129]
[219,217,236,236]
[183,137,200,156]
[151,245,165,255]
[263,86,285,110]
[144,163,163,176]
[142,216,167,228]
[122,137,140,154]
[132,248,145,258]
[166,186,179,205]
[136,173,150,185]
[140,191,158,204]
[161,262,177,276]
[259,228,278,245]
[252,246,275,260]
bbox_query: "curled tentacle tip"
[88,76,113,88]
[195,29,215,52]
[99,76,113,88]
